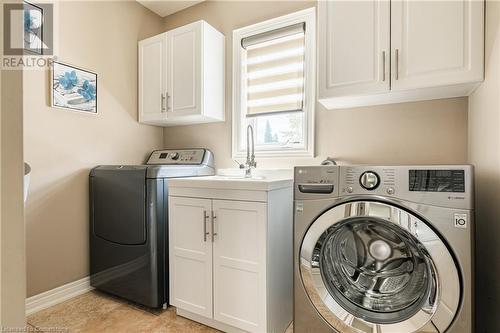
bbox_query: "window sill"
[233,149,314,159]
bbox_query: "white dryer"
[293,165,473,333]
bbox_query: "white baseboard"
[26,276,94,316]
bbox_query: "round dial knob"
[359,171,380,190]
[170,152,180,160]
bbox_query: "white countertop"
[169,168,293,191]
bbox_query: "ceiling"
[136,0,205,18]
[136,0,205,17]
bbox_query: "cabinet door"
[318,0,390,98]
[167,22,202,118]
[138,33,167,124]
[391,0,484,91]
[169,196,212,318]
[212,200,267,332]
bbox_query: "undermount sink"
[216,168,292,181]
[210,174,266,181]
[168,168,293,191]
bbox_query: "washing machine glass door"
[300,201,460,333]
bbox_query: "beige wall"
[24,1,164,296]
[468,2,500,333]
[1,70,26,327]
[23,0,471,303]
[1,0,26,326]
[162,1,468,168]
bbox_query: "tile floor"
[28,291,293,333]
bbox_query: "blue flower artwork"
[78,80,96,101]
[24,9,32,32]
[52,62,97,113]
[23,1,43,55]
[59,71,78,90]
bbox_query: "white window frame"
[232,7,316,159]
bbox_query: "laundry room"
[0,0,498,332]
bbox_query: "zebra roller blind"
[242,22,305,117]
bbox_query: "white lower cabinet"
[212,200,267,332]
[168,197,213,318]
[169,184,292,333]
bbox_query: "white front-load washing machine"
[293,165,473,333]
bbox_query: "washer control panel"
[294,165,472,209]
[147,149,206,165]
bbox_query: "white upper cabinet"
[167,22,202,117]
[391,0,484,91]
[138,33,167,124]
[138,20,225,126]
[318,0,484,109]
[318,0,390,97]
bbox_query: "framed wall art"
[24,1,44,55]
[51,61,97,114]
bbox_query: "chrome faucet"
[245,125,257,178]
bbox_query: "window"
[232,8,316,158]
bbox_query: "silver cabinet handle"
[382,51,386,82]
[161,93,166,112]
[211,211,217,242]
[395,49,400,80]
[203,210,210,242]
[166,93,171,111]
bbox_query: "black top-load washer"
[89,149,214,308]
